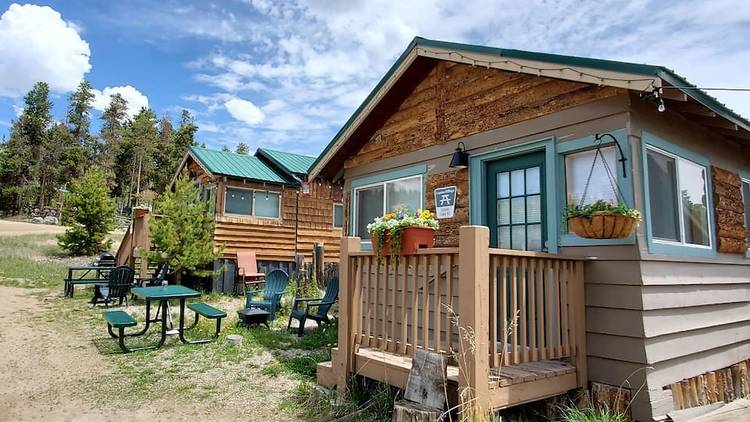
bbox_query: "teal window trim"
[349,164,427,250]
[640,131,716,258]
[556,128,636,246]
[740,170,750,258]
[469,137,558,253]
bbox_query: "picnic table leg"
[178,299,215,345]
[155,299,168,349]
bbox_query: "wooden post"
[335,236,360,394]
[457,226,490,417]
[313,242,325,284]
[573,260,588,388]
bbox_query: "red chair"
[235,251,265,294]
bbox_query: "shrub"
[57,168,115,255]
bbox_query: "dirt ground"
[0,219,68,236]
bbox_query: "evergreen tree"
[67,80,96,158]
[221,145,230,152]
[57,168,116,255]
[148,172,222,283]
[117,108,159,206]
[99,93,129,187]
[235,142,249,155]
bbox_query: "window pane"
[225,187,252,215]
[527,195,541,223]
[679,160,710,246]
[497,172,510,198]
[511,197,525,224]
[512,225,526,250]
[511,170,525,196]
[497,199,510,225]
[647,149,680,241]
[526,167,541,194]
[565,146,617,206]
[527,224,542,251]
[743,182,750,247]
[356,186,384,240]
[333,204,344,228]
[254,191,280,218]
[386,176,421,213]
[498,226,511,249]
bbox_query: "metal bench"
[103,310,140,353]
[183,302,227,344]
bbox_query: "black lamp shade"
[449,147,469,169]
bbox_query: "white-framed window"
[742,177,750,252]
[353,175,423,240]
[646,145,711,248]
[333,203,344,229]
[224,186,281,219]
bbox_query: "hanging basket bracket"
[594,133,628,178]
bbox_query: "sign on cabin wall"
[434,186,457,219]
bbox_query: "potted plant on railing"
[564,200,640,239]
[368,209,439,260]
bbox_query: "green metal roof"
[189,147,289,185]
[255,148,316,175]
[310,36,750,177]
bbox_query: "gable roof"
[188,146,289,185]
[309,36,750,179]
[255,148,316,177]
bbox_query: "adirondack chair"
[245,269,289,320]
[91,266,135,307]
[287,276,339,336]
[139,263,170,287]
[235,251,265,294]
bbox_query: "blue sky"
[1,1,749,156]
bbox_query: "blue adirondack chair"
[91,266,135,307]
[245,269,289,321]
[287,276,339,336]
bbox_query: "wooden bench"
[103,310,139,353]
[184,302,227,343]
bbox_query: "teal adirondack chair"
[245,269,289,320]
[287,276,339,336]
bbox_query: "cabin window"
[353,175,423,240]
[224,187,281,218]
[564,146,618,207]
[646,146,710,248]
[333,203,344,229]
[742,178,750,252]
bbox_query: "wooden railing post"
[573,261,588,388]
[458,226,491,416]
[335,236,361,394]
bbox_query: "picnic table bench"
[64,264,115,297]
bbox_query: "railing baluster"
[529,257,537,362]
[511,257,518,365]
[433,254,441,353]
[352,257,362,347]
[566,261,576,358]
[555,259,563,357]
[490,255,498,367]
[446,254,454,353]
[390,257,399,352]
[537,259,546,361]
[520,257,528,363]
[546,260,555,358]
[363,256,372,347]
[400,256,409,355]
[411,255,419,357]
[381,256,388,351]
[501,256,508,366]
[560,259,569,357]
[421,255,429,351]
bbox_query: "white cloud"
[0,3,91,97]
[92,86,149,117]
[224,98,265,125]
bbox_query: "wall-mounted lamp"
[594,133,628,178]
[449,141,469,169]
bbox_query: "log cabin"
[310,37,750,420]
[116,146,344,285]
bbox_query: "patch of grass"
[296,320,338,350]
[559,403,628,422]
[288,377,401,422]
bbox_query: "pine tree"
[235,142,249,155]
[99,93,129,183]
[67,80,96,158]
[221,145,230,152]
[117,108,159,206]
[147,172,222,283]
[57,168,116,255]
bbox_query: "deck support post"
[573,261,588,388]
[335,236,361,394]
[457,226,491,417]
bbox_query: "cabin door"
[486,151,546,251]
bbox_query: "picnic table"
[64,264,115,297]
[104,285,226,352]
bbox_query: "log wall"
[712,166,748,253]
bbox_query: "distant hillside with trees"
[0,80,199,215]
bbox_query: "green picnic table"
[105,285,226,352]
[64,264,114,297]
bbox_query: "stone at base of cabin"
[392,400,442,422]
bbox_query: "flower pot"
[371,226,436,256]
[568,211,637,239]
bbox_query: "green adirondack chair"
[245,269,289,321]
[287,276,339,336]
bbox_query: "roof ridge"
[257,147,317,158]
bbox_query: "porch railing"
[334,226,587,410]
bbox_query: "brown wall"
[186,156,344,262]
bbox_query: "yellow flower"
[419,210,433,220]
[383,213,397,221]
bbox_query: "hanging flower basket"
[368,209,439,260]
[565,201,640,239]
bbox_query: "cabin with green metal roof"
[172,146,344,268]
[311,37,750,420]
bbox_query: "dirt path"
[0,286,283,422]
[0,220,68,236]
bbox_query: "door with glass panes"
[486,151,546,251]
